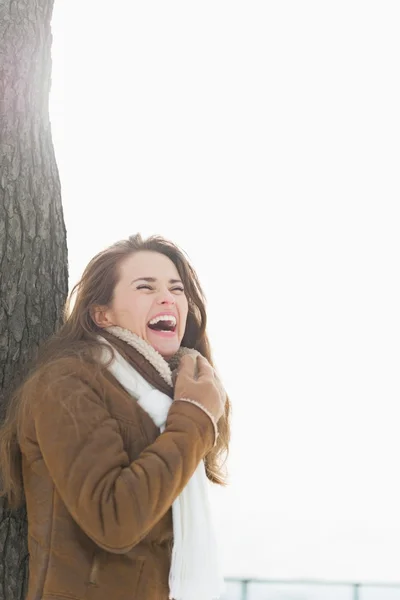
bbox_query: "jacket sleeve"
[30,364,214,554]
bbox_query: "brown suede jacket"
[19,338,215,600]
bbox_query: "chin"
[153,341,180,359]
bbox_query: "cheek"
[180,299,189,330]
[112,293,150,328]
[132,297,153,327]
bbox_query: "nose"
[157,288,175,305]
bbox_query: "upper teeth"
[149,315,177,326]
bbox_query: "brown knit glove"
[173,354,226,443]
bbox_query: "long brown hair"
[0,234,230,508]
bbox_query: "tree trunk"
[0,1,68,598]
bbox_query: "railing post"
[353,583,361,600]
[240,579,249,600]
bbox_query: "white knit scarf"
[100,326,225,600]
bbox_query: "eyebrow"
[131,277,183,284]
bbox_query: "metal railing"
[224,577,400,600]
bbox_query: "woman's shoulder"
[39,350,99,379]
[17,348,121,452]
[22,344,107,403]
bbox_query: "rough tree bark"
[0,1,68,599]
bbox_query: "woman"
[0,234,230,600]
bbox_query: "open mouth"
[147,314,177,334]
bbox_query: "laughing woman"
[0,234,230,600]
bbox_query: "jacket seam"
[42,594,83,600]
[41,485,56,593]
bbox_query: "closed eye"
[136,284,184,292]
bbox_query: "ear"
[91,305,115,329]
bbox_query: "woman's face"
[96,251,189,358]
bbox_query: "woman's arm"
[29,361,215,554]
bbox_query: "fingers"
[174,352,226,426]
[177,353,197,381]
[177,353,215,382]
[196,355,214,380]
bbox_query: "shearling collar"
[104,325,199,388]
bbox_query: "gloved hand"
[174,353,226,426]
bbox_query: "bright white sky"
[49,0,400,584]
